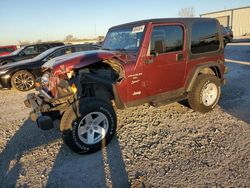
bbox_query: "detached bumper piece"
[25,93,54,130]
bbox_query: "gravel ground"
[0,44,250,187]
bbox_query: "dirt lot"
[0,44,250,187]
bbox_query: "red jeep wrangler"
[25,18,227,154]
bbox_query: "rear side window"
[191,21,219,54]
[38,45,50,53]
[73,45,98,52]
[50,47,73,58]
[150,25,183,54]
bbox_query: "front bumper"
[0,74,11,89]
[25,89,74,130]
[25,93,54,130]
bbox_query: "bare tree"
[64,34,75,42]
[97,36,105,42]
[18,40,31,46]
[36,39,42,43]
[178,7,195,17]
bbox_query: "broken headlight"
[41,73,50,85]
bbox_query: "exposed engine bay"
[39,58,124,102]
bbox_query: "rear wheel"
[60,98,117,154]
[11,70,35,91]
[188,74,221,113]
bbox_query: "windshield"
[102,25,145,53]
[10,46,25,55]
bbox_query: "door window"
[150,25,184,55]
[21,46,38,55]
[73,45,98,52]
[38,45,50,53]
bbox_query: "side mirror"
[150,51,159,57]
[154,40,165,54]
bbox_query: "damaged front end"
[24,73,77,130]
[24,54,125,131]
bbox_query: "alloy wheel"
[77,112,109,145]
[14,72,34,91]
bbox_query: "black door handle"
[176,53,184,61]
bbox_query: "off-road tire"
[188,74,221,113]
[60,97,117,154]
[11,70,35,91]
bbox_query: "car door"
[143,24,187,97]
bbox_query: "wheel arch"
[74,59,125,109]
[185,62,222,92]
[75,73,125,109]
[0,59,15,66]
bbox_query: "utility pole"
[94,24,96,39]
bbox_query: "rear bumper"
[224,66,229,74]
[221,65,229,85]
[222,78,227,85]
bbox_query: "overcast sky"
[0,0,249,45]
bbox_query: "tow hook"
[37,116,54,130]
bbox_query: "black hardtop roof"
[110,17,217,30]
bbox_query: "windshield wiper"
[114,48,127,51]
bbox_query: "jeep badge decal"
[132,91,142,96]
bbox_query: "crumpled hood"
[43,50,135,76]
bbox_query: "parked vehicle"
[0,42,64,66]
[0,45,17,57]
[25,18,228,154]
[220,25,233,45]
[0,44,99,91]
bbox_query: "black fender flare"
[74,73,125,110]
[184,62,222,92]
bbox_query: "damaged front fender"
[42,50,123,76]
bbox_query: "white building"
[201,6,250,36]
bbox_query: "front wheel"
[188,74,221,113]
[60,98,117,154]
[11,70,35,91]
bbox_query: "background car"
[0,42,64,66]
[220,25,234,45]
[0,44,99,91]
[0,45,17,56]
